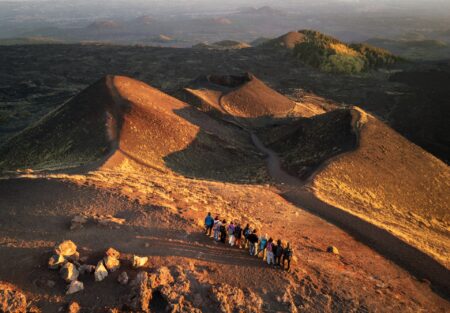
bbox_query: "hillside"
[0,76,264,181]
[261,31,306,49]
[184,73,297,127]
[261,30,402,73]
[262,107,450,268]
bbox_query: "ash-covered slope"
[263,107,450,268]
[184,73,296,127]
[0,76,263,180]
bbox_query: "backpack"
[234,226,241,237]
[220,225,226,233]
[244,228,251,237]
[266,242,273,252]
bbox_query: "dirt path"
[250,133,450,297]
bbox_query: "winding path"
[251,132,450,297]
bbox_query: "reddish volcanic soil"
[0,75,448,312]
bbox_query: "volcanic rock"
[79,264,95,275]
[117,272,129,285]
[48,254,66,269]
[0,281,27,313]
[55,240,77,257]
[104,256,120,272]
[148,266,174,289]
[105,247,120,259]
[66,281,84,295]
[327,246,339,255]
[94,261,108,282]
[67,301,80,313]
[132,255,148,269]
[211,283,263,313]
[60,263,79,282]
[126,271,151,313]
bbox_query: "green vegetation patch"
[293,30,401,74]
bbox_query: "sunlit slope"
[309,109,450,267]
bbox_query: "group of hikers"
[204,213,294,271]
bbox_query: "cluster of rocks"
[119,265,263,313]
[48,240,149,296]
[70,214,125,230]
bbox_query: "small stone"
[105,248,120,259]
[66,281,84,295]
[79,264,95,275]
[117,272,129,285]
[60,263,79,282]
[94,261,108,282]
[55,240,77,257]
[132,255,148,269]
[144,243,150,248]
[326,246,339,255]
[67,301,80,313]
[104,256,120,272]
[48,254,66,270]
[46,280,56,288]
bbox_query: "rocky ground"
[0,170,448,312]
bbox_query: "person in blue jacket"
[204,212,214,236]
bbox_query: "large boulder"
[95,261,108,282]
[0,282,27,313]
[55,240,77,257]
[66,281,84,295]
[60,263,79,282]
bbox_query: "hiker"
[247,229,259,256]
[204,213,214,236]
[243,224,251,248]
[234,223,242,248]
[283,242,293,271]
[213,217,221,241]
[274,240,284,268]
[219,220,227,243]
[227,221,236,246]
[257,233,268,260]
[266,238,274,265]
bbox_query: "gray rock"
[66,281,84,295]
[48,254,66,270]
[94,261,108,282]
[117,272,129,285]
[55,240,77,257]
[60,263,79,282]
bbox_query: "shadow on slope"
[0,75,264,183]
